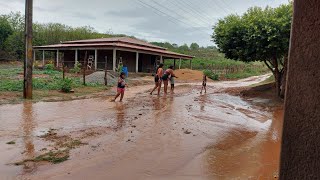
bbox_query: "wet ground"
[0,74,283,180]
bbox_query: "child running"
[112,72,127,102]
[201,74,207,94]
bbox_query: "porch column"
[136,51,139,73]
[56,49,59,67]
[160,55,163,63]
[75,49,78,66]
[112,48,117,71]
[94,49,98,70]
[42,50,45,66]
[280,0,320,178]
[179,58,182,69]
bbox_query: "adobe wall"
[280,0,320,178]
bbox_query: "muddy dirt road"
[0,74,283,180]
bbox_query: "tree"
[190,43,200,50]
[212,4,293,97]
[0,17,13,50]
[0,11,126,60]
[179,44,189,52]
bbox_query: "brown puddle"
[0,74,283,180]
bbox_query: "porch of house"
[33,48,192,73]
[34,49,192,73]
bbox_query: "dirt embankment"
[222,81,282,102]
[174,69,211,82]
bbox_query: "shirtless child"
[201,74,207,94]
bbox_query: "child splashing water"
[112,72,127,102]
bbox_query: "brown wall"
[63,50,75,68]
[97,50,113,70]
[139,54,157,73]
[117,50,136,72]
[280,0,320,178]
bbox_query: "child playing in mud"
[150,63,164,95]
[170,75,175,93]
[162,65,178,94]
[201,74,207,94]
[112,72,127,102]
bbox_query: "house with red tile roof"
[34,37,194,73]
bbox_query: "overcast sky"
[0,0,288,46]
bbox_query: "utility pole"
[24,0,33,99]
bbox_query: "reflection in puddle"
[21,102,37,173]
[114,103,126,130]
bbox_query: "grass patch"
[164,57,269,80]
[14,150,70,165]
[6,141,15,145]
[251,75,275,87]
[33,150,70,164]
[62,139,88,149]
[203,69,219,80]
[0,63,105,93]
[14,129,88,166]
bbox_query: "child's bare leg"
[150,83,158,95]
[112,93,120,101]
[120,92,124,102]
[164,82,168,94]
[204,86,207,93]
[157,82,162,95]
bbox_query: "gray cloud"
[0,0,288,46]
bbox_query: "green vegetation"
[44,64,55,71]
[62,139,88,149]
[14,128,88,166]
[0,12,127,60]
[60,77,73,93]
[0,16,13,53]
[70,61,81,74]
[203,69,219,81]
[0,63,102,92]
[212,3,292,96]
[159,44,269,79]
[14,150,70,165]
[34,150,70,164]
[6,141,15,145]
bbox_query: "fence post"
[83,51,88,86]
[104,56,108,86]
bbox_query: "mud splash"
[0,74,283,180]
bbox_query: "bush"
[45,64,55,71]
[0,79,23,91]
[203,69,219,80]
[59,78,73,93]
[70,61,81,74]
